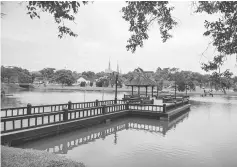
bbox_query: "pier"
[1,97,190,146]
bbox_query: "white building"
[76,77,90,85]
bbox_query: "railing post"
[163,104,166,113]
[126,102,129,110]
[95,99,99,106]
[102,105,106,114]
[27,103,32,115]
[68,101,72,110]
[63,108,68,121]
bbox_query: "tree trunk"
[222,87,226,94]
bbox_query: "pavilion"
[125,68,159,98]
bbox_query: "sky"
[1,1,237,75]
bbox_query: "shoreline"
[1,146,85,167]
[33,85,237,96]
[2,83,237,96]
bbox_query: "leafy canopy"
[122,1,177,53]
[194,1,237,56]
[26,1,88,38]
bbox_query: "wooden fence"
[1,98,189,134]
[1,100,125,118]
[1,103,127,134]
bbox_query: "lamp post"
[112,72,118,104]
[115,73,118,104]
[185,83,188,96]
[174,77,176,100]
[171,69,178,101]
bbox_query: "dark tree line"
[1,65,237,92]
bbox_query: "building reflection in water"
[19,110,189,154]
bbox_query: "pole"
[157,85,159,99]
[102,82,104,101]
[115,73,118,104]
[185,84,187,96]
[145,86,147,96]
[175,78,176,100]
[84,89,86,102]
[152,86,154,97]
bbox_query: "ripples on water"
[5,91,237,167]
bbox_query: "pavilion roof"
[125,68,157,87]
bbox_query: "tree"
[53,69,75,86]
[39,68,55,81]
[1,66,32,83]
[96,77,109,87]
[82,71,95,80]
[194,1,237,56]
[26,1,89,38]
[122,1,177,53]
[202,55,233,94]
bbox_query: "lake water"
[1,89,128,108]
[2,90,237,167]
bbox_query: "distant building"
[105,58,113,74]
[76,76,90,85]
[105,58,121,74]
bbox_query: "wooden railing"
[123,94,150,100]
[129,104,164,112]
[1,100,125,118]
[1,99,189,134]
[165,99,189,111]
[162,96,189,103]
[1,103,127,134]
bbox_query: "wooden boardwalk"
[1,98,190,146]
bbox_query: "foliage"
[195,1,237,56]
[202,55,233,93]
[80,81,86,87]
[53,69,75,86]
[72,71,81,80]
[82,71,95,80]
[95,72,106,79]
[39,68,55,81]
[26,1,89,38]
[1,66,32,83]
[96,77,109,87]
[122,1,177,53]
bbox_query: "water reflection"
[19,112,189,154]
[16,96,237,167]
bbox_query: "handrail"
[1,104,127,134]
[1,99,189,134]
[1,100,126,118]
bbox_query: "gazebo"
[125,68,158,98]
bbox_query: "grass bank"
[1,146,85,167]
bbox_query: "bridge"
[1,98,190,146]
